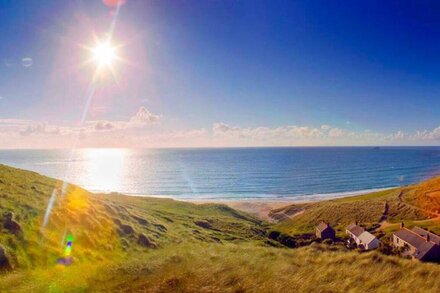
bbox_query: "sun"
[79,35,124,79]
[91,40,117,68]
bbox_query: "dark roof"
[394,228,426,248]
[347,224,365,237]
[393,227,439,260]
[414,241,437,260]
[316,222,333,232]
[411,227,440,245]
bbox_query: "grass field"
[271,177,440,236]
[0,164,440,292]
[0,164,268,270]
[1,243,440,292]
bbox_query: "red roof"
[347,224,365,237]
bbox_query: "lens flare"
[92,40,117,68]
[64,234,73,257]
[57,234,74,266]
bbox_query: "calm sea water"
[1,147,440,201]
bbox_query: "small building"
[392,224,440,262]
[357,231,381,250]
[346,223,380,250]
[315,222,335,240]
[346,223,365,245]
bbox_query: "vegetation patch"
[1,164,440,292]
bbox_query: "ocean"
[1,147,440,201]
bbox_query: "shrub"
[277,233,296,248]
[322,238,333,245]
[268,230,281,240]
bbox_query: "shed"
[315,222,336,240]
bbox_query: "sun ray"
[41,0,125,231]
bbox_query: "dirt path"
[374,190,440,232]
[270,209,305,222]
[370,201,390,232]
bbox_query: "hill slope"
[0,164,439,292]
[0,164,268,269]
[271,176,440,236]
[2,243,440,292]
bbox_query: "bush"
[322,238,333,245]
[267,231,296,248]
[277,234,296,248]
[268,230,281,240]
[378,241,394,255]
[377,235,396,256]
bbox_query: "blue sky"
[0,0,440,148]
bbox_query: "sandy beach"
[189,199,302,222]
[132,186,395,222]
[186,187,395,221]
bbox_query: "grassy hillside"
[2,243,440,292]
[272,177,440,236]
[0,164,268,270]
[1,164,440,292]
[404,176,440,215]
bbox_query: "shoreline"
[112,186,397,222]
[120,186,396,203]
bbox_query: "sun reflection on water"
[83,148,127,192]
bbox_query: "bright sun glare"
[91,40,117,68]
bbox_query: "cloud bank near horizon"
[0,107,439,148]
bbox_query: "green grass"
[0,164,268,270]
[332,188,395,202]
[1,243,440,292]
[1,164,440,292]
[381,218,440,235]
[272,189,397,236]
[272,182,439,236]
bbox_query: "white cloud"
[0,106,160,134]
[0,112,439,148]
[94,121,115,131]
[130,106,161,124]
[211,122,440,146]
[328,127,348,137]
[82,106,161,133]
[411,127,440,141]
[21,57,33,68]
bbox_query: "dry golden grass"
[404,176,440,215]
[272,178,440,236]
[1,164,440,292]
[1,243,440,292]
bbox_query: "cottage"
[393,224,440,261]
[357,231,380,250]
[346,223,364,244]
[346,223,380,250]
[315,222,335,240]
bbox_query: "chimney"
[400,222,404,229]
[426,233,430,242]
